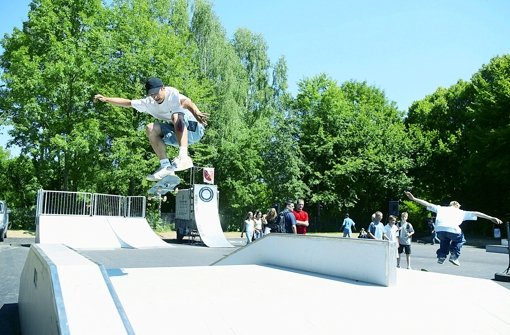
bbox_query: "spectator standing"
[264,208,278,234]
[244,211,255,244]
[341,213,356,238]
[384,215,400,266]
[280,200,297,234]
[404,191,502,266]
[397,212,415,269]
[367,211,386,240]
[293,199,310,235]
[427,217,440,245]
[253,210,263,240]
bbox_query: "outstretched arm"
[180,98,209,126]
[93,94,132,108]
[404,191,435,208]
[472,211,502,225]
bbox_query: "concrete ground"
[1,231,509,335]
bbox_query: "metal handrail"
[36,189,146,218]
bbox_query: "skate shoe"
[170,156,193,172]
[147,166,175,181]
[449,257,460,266]
[437,257,446,264]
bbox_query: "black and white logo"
[198,186,214,202]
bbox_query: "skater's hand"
[404,191,414,200]
[93,94,107,103]
[492,217,503,225]
[194,109,209,126]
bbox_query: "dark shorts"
[398,244,411,254]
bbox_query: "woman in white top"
[253,211,263,240]
[244,211,255,244]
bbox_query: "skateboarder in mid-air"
[404,191,502,266]
[94,77,208,181]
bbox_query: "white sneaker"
[449,257,460,266]
[170,156,193,171]
[147,166,175,181]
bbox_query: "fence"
[36,189,146,218]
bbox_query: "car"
[0,200,11,242]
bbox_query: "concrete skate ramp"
[107,217,170,248]
[215,234,397,286]
[37,215,123,249]
[193,184,233,248]
[19,242,510,335]
[18,244,131,335]
[37,215,168,249]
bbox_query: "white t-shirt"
[384,224,399,242]
[131,87,189,121]
[254,218,262,230]
[427,205,477,234]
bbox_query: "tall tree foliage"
[405,81,473,202]
[92,0,210,195]
[1,0,105,191]
[2,0,507,232]
[191,0,261,225]
[294,75,414,225]
[462,55,510,216]
[191,1,307,228]
[405,55,510,229]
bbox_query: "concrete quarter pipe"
[37,215,170,249]
[193,184,233,248]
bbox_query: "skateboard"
[148,175,181,195]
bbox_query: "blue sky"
[1,0,510,156]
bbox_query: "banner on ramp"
[194,184,234,248]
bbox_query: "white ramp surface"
[19,239,510,335]
[37,215,169,249]
[37,215,123,249]
[107,217,170,248]
[216,234,397,286]
[19,244,130,335]
[194,184,233,248]
[108,265,510,335]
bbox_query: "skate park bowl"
[18,234,510,335]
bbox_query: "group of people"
[94,79,503,268]
[342,191,503,269]
[242,199,310,244]
[360,210,415,269]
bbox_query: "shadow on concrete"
[0,303,20,335]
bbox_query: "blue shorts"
[159,112,204,147]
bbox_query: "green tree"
[405,81,473,202]
[92,0,209,196]
[463,55,510,217]
[0,149,40,229]
[1,0,106,191]
[295,75,414,228]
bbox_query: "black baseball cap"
[145,77,163,95]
